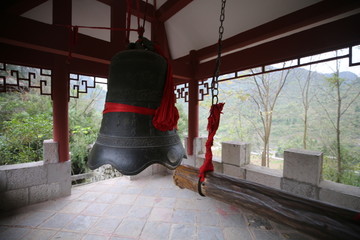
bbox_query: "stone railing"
[0,140,71,211]
[183,137,360,211]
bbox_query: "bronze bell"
[88,41,185,175]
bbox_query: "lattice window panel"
[69,73,107,98]
[0,63,51,95]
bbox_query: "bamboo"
[173,165,360,240]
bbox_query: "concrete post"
[43,139,59,164]
[183,136,206,167]
[221,141,250,179]
[282,149,323,199]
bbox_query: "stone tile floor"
[0,173,317,240]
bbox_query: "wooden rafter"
[175,0,360,63]
[156,0,193,22]
[0,0,48,15]
[194,13,360,80]
[0,14,114,60]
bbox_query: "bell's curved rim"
[88,150,183,176]
[88,157,182,176]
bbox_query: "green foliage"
[195,65,360,187]
[68,95,102,175]
[0,87,103,176]
[325,74,345,88]
[0,91,53,165]
[70,126,97,174]
[322,146,360,187]
[176,103,188,139]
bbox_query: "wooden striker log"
[173,165,360,240]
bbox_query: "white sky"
[300,46,360,77]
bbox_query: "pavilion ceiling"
[1,0,360,84]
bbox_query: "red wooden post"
[187,50,199,155]
[111,0,127,52]
[151,19,171,60]
[52,59,70,162]
[52,0,71,163]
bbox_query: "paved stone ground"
[0,173,317,240]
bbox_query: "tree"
[69,85,103,174]
[249,67,291,167]
[316,56,360,182]
[295,64,316,149]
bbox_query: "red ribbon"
[199,103,225,182]
[103,102,155,115]
[151,45,179,132]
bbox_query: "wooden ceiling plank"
[156,0,193,22]
[188,0,360,62]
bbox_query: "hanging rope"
[198,0,227,188]
[136,0,149,39]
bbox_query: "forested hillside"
[176,64,360,186]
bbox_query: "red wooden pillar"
[151,19,171,59]
[111,0,127,52]
[187,50,199,155]
[52,0,71,162]
[52,60,70,162]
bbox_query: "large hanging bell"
[88,42,185,175]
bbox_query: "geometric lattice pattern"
[69,73,107,98]
[175,78,212,102]
[0,62,51,95]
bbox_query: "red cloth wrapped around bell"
[88,39,186,175]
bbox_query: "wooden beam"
[173,165,360,240]
[0,0,48,15]
[128,0,156,23]
[96,0,156,22]
[53,0,71,26]
[110,0,127,52]
[151,20,172,59]
[195,13,360,80]
[0,43,109,77]
[171,59,192,84]
[176,0,360,63]
[0,15,115,61]
[156,0,193,22]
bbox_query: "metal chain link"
[211,0,226,105]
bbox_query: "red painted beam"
[0,43,109,77]
[1,15,115,61]
[187,50,199,155]
[128,0,156,23]
[196,13,360,80]
[110,0,127,52]
[171,59,192,84]
[1,0,48,15]
[152,20,171,59]
[176,0,360,64]
[87,0,156,23]
[156,0,193,22]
